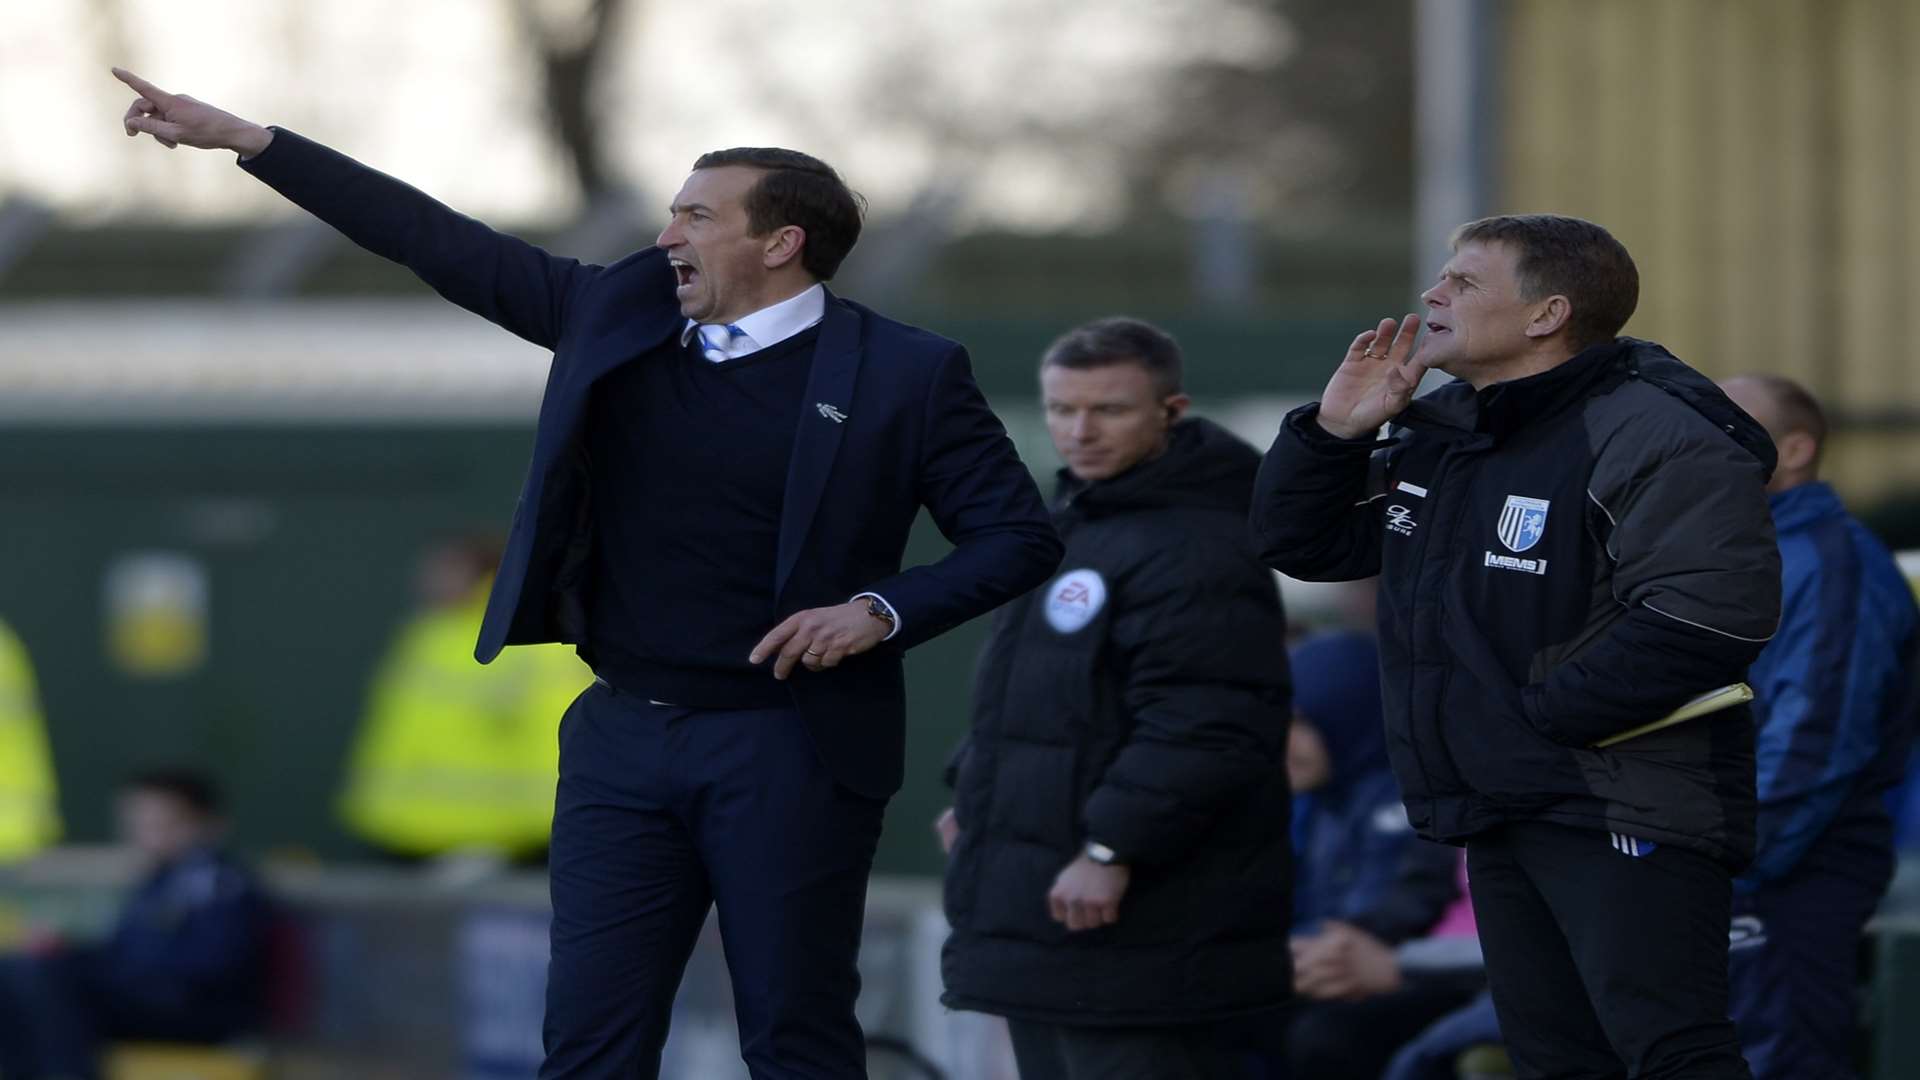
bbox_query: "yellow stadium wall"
[1497,0,1920,504]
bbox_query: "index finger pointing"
[112,67,177,107]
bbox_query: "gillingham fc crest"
[1498,495,1550,553]
[1043,569,1107,634]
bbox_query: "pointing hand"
[112,67,273,157]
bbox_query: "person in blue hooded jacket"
[1720,375,1920,1080]
[1289,627,1417,931]
[1278,627,1478,1078]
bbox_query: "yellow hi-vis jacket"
[338,584,591,858]
[0,619,60,861]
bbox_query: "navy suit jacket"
[241,129,1062,797]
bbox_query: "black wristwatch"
[865,596,896,632]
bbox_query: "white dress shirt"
[680,283,827,361]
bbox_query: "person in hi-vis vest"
[0,618,59,862]
[339,540,590,861]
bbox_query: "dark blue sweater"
[584,327,820,707]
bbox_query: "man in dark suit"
[114,68,1063,1078]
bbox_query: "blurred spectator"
[1896,743,1920,852]
[1896,771,1920,853]
[337,538,591,863]
[1891,555,1920,854]
[0,617,59,862]
[1273,627,1482,1078]
[1287,629,1409,934]
[1720,375,1920,1079]
[1277,842,1482,1079]
[0,769,270,1079]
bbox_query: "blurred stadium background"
[2,1,1919,1077]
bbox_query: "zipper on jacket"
[1398,443,1457,826]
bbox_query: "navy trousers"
[1728,865,1885,1080]
[539,682,887,1079]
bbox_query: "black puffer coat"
[941,418,1293,1026]
[1253,339,1781,868]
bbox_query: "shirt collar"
[679,283,827,351]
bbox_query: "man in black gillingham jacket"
[939,319,1292,1080]
[114,70,1062,1079]
[1253,215,1779,1080]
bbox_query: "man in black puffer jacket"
[940,319,1291,1079]
[1254,215,1779,1080]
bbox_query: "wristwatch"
[1085,840,1120,866]
[865,595,897,632]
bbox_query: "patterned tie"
[696,323,751,363]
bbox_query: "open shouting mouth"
[670,257,700,295]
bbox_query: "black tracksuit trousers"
[1467,821,1752,1080]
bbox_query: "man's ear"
[763,225,807,271]
[1524,295,1573,340]
[1163,393,1193,425]
[1777,430,1820,474]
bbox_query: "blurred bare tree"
[514,0,629,202]
[777,0,1315,299]
[514,0,656,262]
[31,0,1411,302]
[1153,0,1415,228]
[795,0,1412,302]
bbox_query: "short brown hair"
[123,768,223,818]
[691,148,866,280]
[1451,214,1639,348]
[1040,317,1185,397]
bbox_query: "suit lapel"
[532,279,682,482]
[775,295,863,599]
[564,314,680,403]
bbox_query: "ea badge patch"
[1043,568,1107,634]
[1497,495,1550,553]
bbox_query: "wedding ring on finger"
[1363,349,1387,360]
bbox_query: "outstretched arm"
[112,68,601,348]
